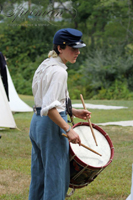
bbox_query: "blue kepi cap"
[53,28,86,48]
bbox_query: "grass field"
[0,95,133,200]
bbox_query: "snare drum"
[69,122,114,189]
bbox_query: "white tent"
[0,76,16,128]
[126,164,133,200]
[7,66,33,112]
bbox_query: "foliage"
[92,80,133,100]
[0,20,55,94]
[11,53,48,95]
[83,46,133,99]
[0,0,133,99]
[68,68,86,99]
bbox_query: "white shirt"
[32,56,68,116]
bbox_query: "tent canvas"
[7,66,33,112]
[0,76,16,128]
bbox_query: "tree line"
[0,0,133,99]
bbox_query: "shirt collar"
[50,56,68,70]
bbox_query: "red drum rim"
[70,122,114,169]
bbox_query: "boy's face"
[58,45,80,64]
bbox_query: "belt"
[33,106,41,115]
[33,106,67,116]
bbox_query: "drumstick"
[62,133,101,156]
[80,94,98,146]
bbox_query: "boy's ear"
[57,45,62,54]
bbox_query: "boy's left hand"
[72,108,91,120]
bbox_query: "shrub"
[92,80,133,100]
[83,46,133,99]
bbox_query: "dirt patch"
[0,169,30,195]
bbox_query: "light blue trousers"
[29,111,70,200]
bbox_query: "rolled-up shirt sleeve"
[41,68,68,116]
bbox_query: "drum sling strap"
[66,98,74,125]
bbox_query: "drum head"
[71,123,112,168]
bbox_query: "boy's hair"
[53,44,66,55]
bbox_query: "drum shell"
[69,122,114,189]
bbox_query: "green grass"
[0,95,133,200]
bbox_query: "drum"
[69,122,114,189]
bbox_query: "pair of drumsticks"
[62,94,101,157]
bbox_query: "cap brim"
[70,42,86,48]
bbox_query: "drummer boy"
[28,28,91,200]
